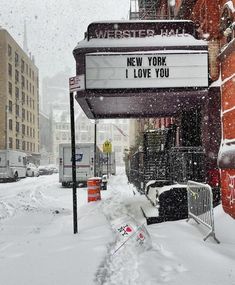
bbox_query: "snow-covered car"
[38,166,53,175]
[101,174,108,190]
[26,163,39,177]
[47,165,59,173]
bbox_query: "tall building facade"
[0,29,40,163]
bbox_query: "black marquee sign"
[73,20,209,119]
[87,20,198,40]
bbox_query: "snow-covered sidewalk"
[0,169,235,285]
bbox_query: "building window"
[21,59,25,73]
[15,70,19,83]
[81,133,87,142]
[9,137,13,149]
[16,122,20,132]
[27,126,29,136]
[22,92,25,103]
[62,132,67,140]
[15,87,19,100]
[16,139,20,149]
[8,63,12,77]
[8,82,12,95]
[221,6,234,44]
[22,108,25,120]
[8,100,12,112]
[16,105,20,116]
[9,119,12,130]
[22,141,25,150]
[99,133,105,141]
[22,124,25,135]
[114,135,121,141]
[15,52,19,67]
[114,146,122,152]
[21,75,25,89]
[8,44,12,57]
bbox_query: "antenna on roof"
[23,20,28,54]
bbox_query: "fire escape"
[129,0,174,20]
[138,0,158,19]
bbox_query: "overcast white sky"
[0,0,130,79]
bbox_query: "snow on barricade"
[111,215,152,254]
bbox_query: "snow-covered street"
[0,168,235,285]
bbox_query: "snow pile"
[0,169,235,285]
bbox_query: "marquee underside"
[75,88,208,119]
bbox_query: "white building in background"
[98,119,130,166]
[40,69,130,166]
[51,103,72,164]
[75,113,130,166]
[48,102,130,166]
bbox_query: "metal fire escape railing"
[129,0,173,20]
[138,0,158,20]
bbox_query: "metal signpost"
[69,76,83,234]
[94,120,97,176]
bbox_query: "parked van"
[0,150,27,182]
[59,143,102,187]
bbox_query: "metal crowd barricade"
[187,180,220,243]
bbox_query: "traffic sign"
[103,140,112,153]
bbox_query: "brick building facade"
[173,0,235,218]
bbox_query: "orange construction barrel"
[87,177,101,202]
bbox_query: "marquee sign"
[87,21,197,40]
[85,51,208,89]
